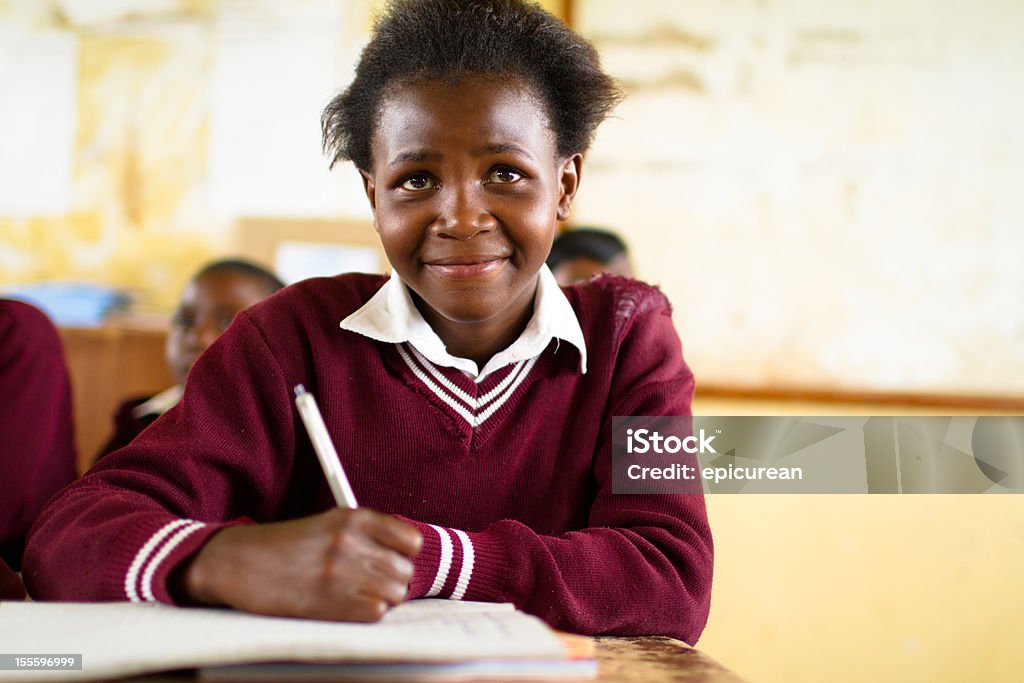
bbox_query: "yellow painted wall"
[700,495,1024,683]
[0,3,220,310]
[692,398,1023,682]
[0,0,376,311]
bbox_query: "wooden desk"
[120,638,748,682]
[594,637,747,682]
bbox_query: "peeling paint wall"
[3,3,207,308]
[1,0,1020,395]
[0,0,568,311]
[0,0,376,311]
[574,0,1024,396]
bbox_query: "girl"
[25,0,713,643]
[94,259,285,461]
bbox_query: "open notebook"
[0,599,595,681]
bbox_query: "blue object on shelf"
[2,282,131,327]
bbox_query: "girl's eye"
[487,167,522,184]
[171,313,194,331]
[400,174,437,191]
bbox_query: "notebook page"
[0,600,566,681]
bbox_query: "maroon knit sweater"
[23,274,712,642]
[0,300,77,578]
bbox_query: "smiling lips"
[424,255,509,280]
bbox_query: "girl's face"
[166,272,271,385]
[362,76,580,342]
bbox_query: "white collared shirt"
[132,385,184,418]
[340,265,587,383]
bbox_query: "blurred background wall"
[576,0,1024,398]
[1,2,1022,682]
[0,0,379,311]
[2,0,1022,396]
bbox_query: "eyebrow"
[475,142,534,159]
[387,142,534,168]
[387,150,442,168]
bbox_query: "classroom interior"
[2,1,1022,682]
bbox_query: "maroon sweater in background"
[0,300,77,582]
[23,274,713,641]
[93,396,159,462]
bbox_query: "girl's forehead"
[186,272,268,306]
[371,76,555,162]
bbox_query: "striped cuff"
[120,518,247,605]
[124,519,206,603]
[407,522,477,601]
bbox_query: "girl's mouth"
[424,257,508,280]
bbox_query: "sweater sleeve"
[403,286,714,643]
[22,313,293,604]
[0,301,78,571]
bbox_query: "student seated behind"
[25,0,713,643]
[547,227,633,286]
[94,259,285,462]
[0,300,77,598]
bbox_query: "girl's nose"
[434,187,497,240]
[190,321,220,351]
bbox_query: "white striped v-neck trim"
[397,343,537,429]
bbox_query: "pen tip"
[294,384,305,397]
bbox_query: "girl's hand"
[180,508,422,621]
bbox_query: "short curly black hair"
[322,0,622,172]
[547,227,629,270]
[195,259,286,295]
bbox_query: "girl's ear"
[556,154,583,222]
[361,170,378,214]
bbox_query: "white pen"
[293,384,359,509]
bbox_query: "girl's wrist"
[177,527,238,606]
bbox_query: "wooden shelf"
[59,324,173,474]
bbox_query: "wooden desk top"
[594,637,747,683]
[122,637,747,683]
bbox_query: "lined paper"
[0,600,567,681]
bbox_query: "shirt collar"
[340,265,587,382]
[132,385,183,418]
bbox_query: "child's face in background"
[363,76,580,342]
[166,271,272,385]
